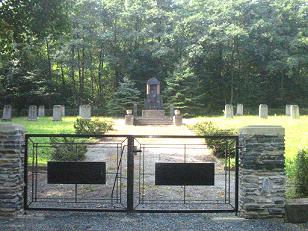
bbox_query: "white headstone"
[2,105,12,120]
[79,105,91,119]
[38,105,45,117]
[61,105,65,117]
[236,104,243,116]
[126,109,132,115]
[259,104,268,119]
[28,105,38,121]
[53,105,62,121]
[224,104,234,118]
[285,105,291,116]
[290,105,299,119]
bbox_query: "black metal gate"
[24,134,238,213]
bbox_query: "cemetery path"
[1,211,305,231]
[107,118,197,136]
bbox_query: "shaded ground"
[1,211,306,231]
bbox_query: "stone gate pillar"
[0,124,25,216]
[239,125,285,218]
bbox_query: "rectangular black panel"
[47,161,106,184]
[155,163,215,186]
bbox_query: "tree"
[107,77,141,116]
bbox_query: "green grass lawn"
[1,115,307,163]
[194,115,308,161]
[0,116,76,134]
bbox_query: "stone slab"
[240,125,285,136]
[285,198,308,223]
[142,110,165,117]
[0,124,26,133]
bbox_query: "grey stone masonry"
[290,105,299,119]
[2,105,12,120]
[285,105,291,116]
[259,104,268,119]
[0,124,25,216]
[236,104,244,116]
[53,105,62,121]
[125,115,134,125]
[28,105,37,121]
[38,105,45,117]
[239,126,286,218]
[224,104,234,118]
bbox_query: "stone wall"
[0,124,25,216]
[239,126,285,218]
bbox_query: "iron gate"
[24,134,239,213]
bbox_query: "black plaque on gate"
[155,163,214,186]
[47,161,106,184]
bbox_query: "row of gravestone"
[224,104,300,119]
[1,105,92,121]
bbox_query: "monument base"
[134,110,173,126]
[142,110,165,117]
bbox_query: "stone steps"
[134,116,173,126]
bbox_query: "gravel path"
[1,211,306,231]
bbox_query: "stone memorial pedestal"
[28,105,37,121]
[125,115,134,125]
[173,110,182,126]
[259,104,268,119]
[79,105,91,119]
[53,105,62,121]
[224,104,234,118]
[2,105,12,120]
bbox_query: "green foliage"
[74,117,113,134]
[106,77,141,116]
[191,121,237,158]
[50,137,87,161]
[294,149,308,197]
[1,0,308,113]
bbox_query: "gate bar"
[127,136,134,212]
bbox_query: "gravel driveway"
[1,211,307,231]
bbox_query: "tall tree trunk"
[77,48,82,104]
[60,64,65,88]
[98,42,104,94]
[46,39,52,80]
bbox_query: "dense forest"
[0,0,307,115]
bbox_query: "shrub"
[50,137,87,161]
[74,117,113,134]
[191,121,237,158]
[294,149,308,197]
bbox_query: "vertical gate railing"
[24,134,239,213]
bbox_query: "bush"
[191,121,237,158]
[294,149,308,197]
[50,137,87,161]
[74,117,113,134]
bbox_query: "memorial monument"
[126,78,178,125]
